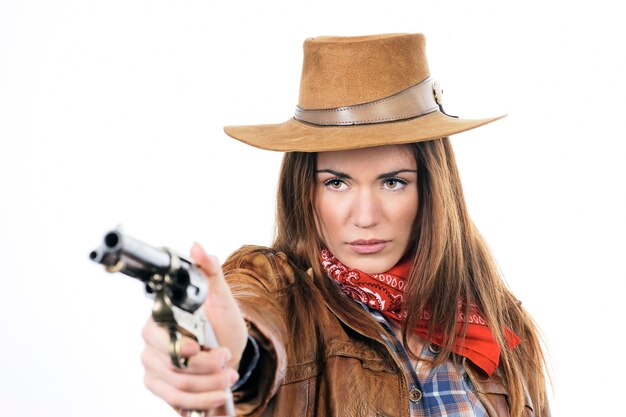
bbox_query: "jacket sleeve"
[222,246,292,416]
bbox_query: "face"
[313,144,419,274]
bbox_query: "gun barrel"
[106,231,171,270]
[89,230,172,272]
[90,228,207,311]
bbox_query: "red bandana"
[320,249,520,376]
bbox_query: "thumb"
[190,242,235,309]
[189,242,248,366]
[190,242,225,289]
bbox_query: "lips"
[348,239,390,254]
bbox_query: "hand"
[141,242,249,412]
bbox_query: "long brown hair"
[271,138,548,417]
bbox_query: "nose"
[352,189,381,229]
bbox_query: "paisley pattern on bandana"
[320,248,520,376]
[321,248,408,319]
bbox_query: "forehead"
[316,144,416,170]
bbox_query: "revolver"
[89,228,235,417]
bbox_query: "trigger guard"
[168,328,189,369]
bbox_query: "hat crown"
[298,33,430,110]
[224,32,504,153]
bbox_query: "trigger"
[168,327,189,369]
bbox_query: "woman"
[141,33,549,417]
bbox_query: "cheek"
[313,192,346,245]
[393,195,419,235]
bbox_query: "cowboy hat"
[223,33,504,152]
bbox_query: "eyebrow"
[316,168,417,179]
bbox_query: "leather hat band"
[294,77,441,126]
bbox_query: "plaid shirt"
[237,302,491,416]
[364,304,489,417]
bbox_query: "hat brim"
[223,110,506,152]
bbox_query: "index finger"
[142,318,200,358]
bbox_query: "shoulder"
[222,245,298,293]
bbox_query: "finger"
[144,344,233,375]
[142,318,200,358]
[189,243,248,368]
[143,347,238,393]
[190,242,219,276]
[144,362,239,394]
[190,243,232,299]
[145,373,232,411]
[182,347,233,374]
[143,339,234,375]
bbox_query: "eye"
[382,178,408,191]
[324,178,348,191]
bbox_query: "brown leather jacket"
[223,247,541,417]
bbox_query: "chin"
[360,265,393,274]
[345,256,396,274]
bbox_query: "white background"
[1,1,624,415]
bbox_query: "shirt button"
[428,343,441,354]
[409,388,423,403]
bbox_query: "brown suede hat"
[223,33,504,152]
